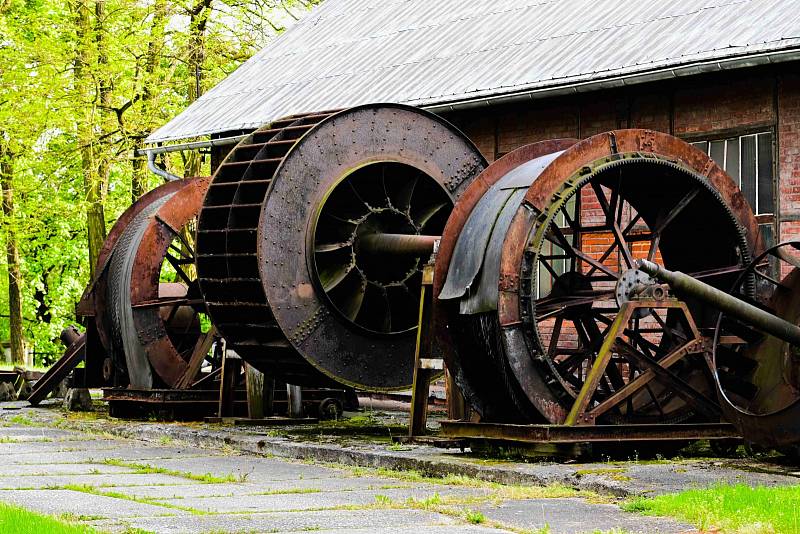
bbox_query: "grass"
[0,501,97,533]
[342,465,594,502]
[63,484,204,515]
[8,414,36,427]
[623,483,800,533]
[101,459,237,484]
[464,509,486,524]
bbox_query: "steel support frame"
[565,298,709,426]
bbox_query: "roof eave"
[422,47,800,114]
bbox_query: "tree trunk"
[73,0,106,276]
[0,141,25,365]
[132,0,168,201]
[94,0,111,248]
[131,138,148,202]
[184,0,213,178]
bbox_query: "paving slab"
[478,498,691,534]
[0,472,200,489]
[158,485,488,513]
[91,508,467,533]
[2,445,218,465]
[141,455,344,481]
[0,439,120,455]
[26,405,797,498]
[0,462,132,477]
[104,476,414,499]
[0,427,88,441]
[0,489,188,519]
[304,528,510,534]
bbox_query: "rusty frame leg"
[287,384,303,418]
[410,258,441,438]
[176,326,217,389]
[245,364,265,420]
[587,338,704,420]
[565,299,710,426]
[263,376,276,417]
[445,366,466,421]
[565,303,633,425]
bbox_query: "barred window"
[691,132,774,216]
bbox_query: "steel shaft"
[637,259,800,346]
[358,233,440,257]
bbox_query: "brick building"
[147,0,800,247]
[447,67,800,249]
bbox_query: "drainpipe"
[141,134,250,181]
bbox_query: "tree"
[0,139,24,364]
[0,0,320,365]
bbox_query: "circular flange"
[312,161,452,335]
[499,130,762,423]
[615,269,656,318]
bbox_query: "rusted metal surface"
[433,140,577,421]
[438,130,761,425]
[126,177,211,387]
[196,104,486,391]
[79,178,212,389]
[77,180,189,358]
[713,240,800,448]
[28,326,86,406]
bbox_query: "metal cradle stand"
[408,264,741,453]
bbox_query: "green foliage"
[464,509,486,524]
[623,483,800,533]
[0,0,319,363]
[0,501,97,534]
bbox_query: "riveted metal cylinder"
[196,104,486,390]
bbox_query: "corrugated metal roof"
[147,0,800,144]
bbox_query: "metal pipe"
[143,135,250,182]
[637,259,800,346]
[358,233,440,256]
[141,134,249,155]
[147,150,181,182]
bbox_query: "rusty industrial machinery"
[30,178,218,408]
[83,177,213,389]
[28,104,800,451]
[410,128,800,452]
[435,130,760,425]
[196,103,486,391]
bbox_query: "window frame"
[681,127,777,226]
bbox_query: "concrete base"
[63,388,92,411]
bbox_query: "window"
[691,132,775,249]
[537,193,577,298]
[690,132,774,216]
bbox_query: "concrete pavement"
[0,409,692,533]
